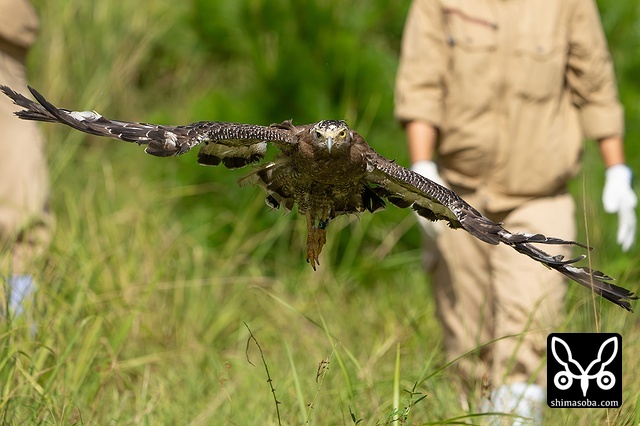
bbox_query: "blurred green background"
[1,0,638,424]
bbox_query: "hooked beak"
[327,136,333,153]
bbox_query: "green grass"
[1,0,638,424]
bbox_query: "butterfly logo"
[550,336,618,397]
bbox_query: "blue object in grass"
[8,274,36,317]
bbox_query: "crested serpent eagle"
[1,85,636,311]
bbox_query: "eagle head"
[310,120,351,153]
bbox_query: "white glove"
[411,160,446,239]
[602,164,637,251]
[412,160,446,187]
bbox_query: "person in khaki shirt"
[0,0,50,317]
[395,0,636,423]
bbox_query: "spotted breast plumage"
[1,85,636,311]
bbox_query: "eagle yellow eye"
[339,130,347,138]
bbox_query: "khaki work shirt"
[0,0,39,59]
[395,0,624,212]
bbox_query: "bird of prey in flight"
[1,85,636,311]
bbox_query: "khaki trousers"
[0,47,50,275]
[430,191,574,388]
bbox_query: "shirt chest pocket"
[513,35,567,101]
[445,9,497,77]
[443,9,498,113]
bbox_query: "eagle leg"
[305,210,329,270]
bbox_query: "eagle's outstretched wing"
[365,150,638,311]
[2,85,636,310]
[0,85,297,168]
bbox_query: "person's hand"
[411,160,446,239]
[602,164,637,251]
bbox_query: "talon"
[306,226,326,270]
[305,211,329,270]
[306,238,321,271]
